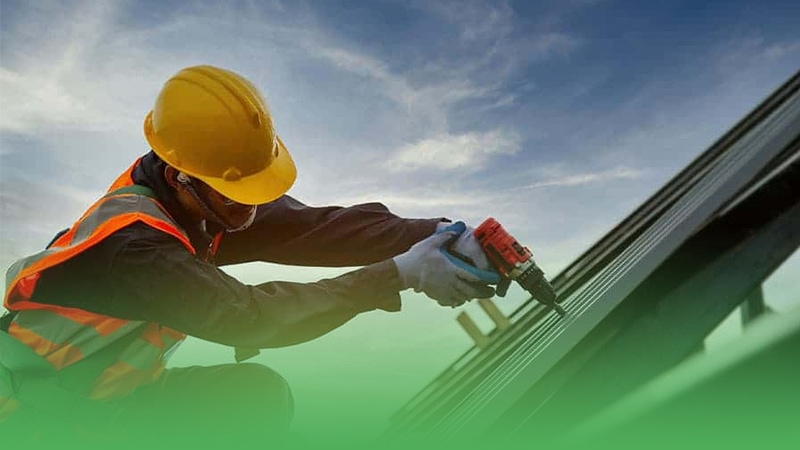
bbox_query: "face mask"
[226,206,257,232]
[176,171,258,233]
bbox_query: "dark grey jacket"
[29,152,441,348]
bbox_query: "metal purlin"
[431,82,800,438]
[390,73,800,434]
[388,71,800,439]
[432,82,800,438]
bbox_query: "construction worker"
[0,65,499,444]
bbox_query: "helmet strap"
[177,172,256,233]
[227,206,257,232]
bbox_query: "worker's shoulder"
[105,220,188,252]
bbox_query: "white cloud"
[302,41,503,135]
[337,190,490,210]
[523,32,581,62]
[297,1,579,141]
[304,44,418,109]
[386,130,521,172]
[0,67,118,134]
[716,37,800,73]
[418,0,514,43]
[328,187,505,232]
[763,40,800,60]
[0,1,133,134]
[415,0,579,74]
[503,166,646,191]
[308,46,400,89]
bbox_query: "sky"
[1,0,799,439]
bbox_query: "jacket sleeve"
[30,223,404,349]
[214,195,443,267]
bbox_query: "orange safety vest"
[1,160,204,419]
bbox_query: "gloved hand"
[448,224,493,273]
[439,220,512,297]
[495,277,512,297]
[394,223,496,307]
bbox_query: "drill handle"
[440,247,502,284]
[436,222,502,284]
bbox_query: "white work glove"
[437,220,512,297]
[394,222,496,307]
[448,224,494,273]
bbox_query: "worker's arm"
[214,195,444,267]
[30,223,403,348]
[130,152,442,267]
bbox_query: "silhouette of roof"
[386,69,800,446]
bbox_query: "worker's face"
[167,167,257,230]
[192,179,258,230]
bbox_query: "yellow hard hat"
[144,65,296,205]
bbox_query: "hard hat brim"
[145,108,297,205]
[198,136,297,206]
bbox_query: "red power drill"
[474,218,565,317]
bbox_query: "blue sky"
[1,0,799,438]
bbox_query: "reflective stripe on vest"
[7,310,143,369]
[3,171,194,401]
[5,194,193,309]
[88,323,185,400]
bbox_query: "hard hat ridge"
[143,65,296,205]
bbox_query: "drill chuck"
[517,264,565,317]
[475,217,564,317]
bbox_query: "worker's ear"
[164,165,181,189]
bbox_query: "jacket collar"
[131,151,218,247]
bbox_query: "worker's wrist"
[366,259,404,311]
[435,219,453,234]
[338,259,404,312]
[391,254,415,292]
